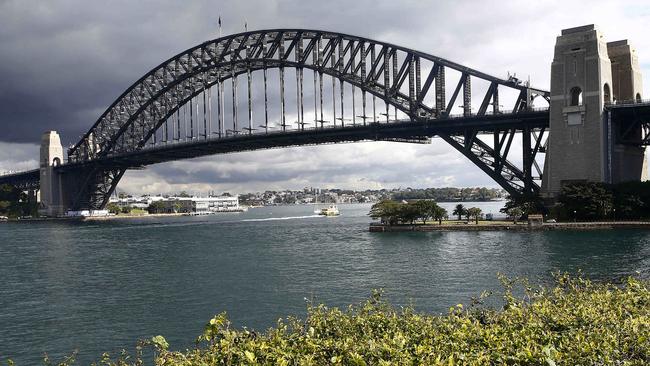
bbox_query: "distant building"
[108,195,240,214]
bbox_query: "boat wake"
[241,214,322,222]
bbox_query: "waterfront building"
[108,195,240,214]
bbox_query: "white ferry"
[318,204,340,217]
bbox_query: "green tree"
[467,207,482,224]
[369,200,402,225]
[106,203,121,215]
[413,200,439,224]
[397,203,420,224]
[432,206,447,225]
[559,182,613,220]
[452,204,466,221]
[0,184,36,218]
[499,194,546,218]
[148,201,167,214]
[507,207,523,224]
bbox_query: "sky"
[1,0,649,195]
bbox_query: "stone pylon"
[39,131,65,216]
[542,25,646,198]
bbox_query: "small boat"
[319,204,340,216]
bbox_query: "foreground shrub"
[15,274,650,365]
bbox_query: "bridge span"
[0,25,649,216]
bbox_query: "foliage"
[0,184,38,218]
[452,204,466,221]
[610,181,650,219]
[147,201,167,214]
[26,274,650,365]
[369,200,447,225]
[105,203,121,215]
[499,194,546,218]
[392,187,503,202]
[506,207,523,224]
[432,205,447,225]
[466,207,482,224]
[368,200,402,225]
[558,182,613,220]
[555,181,650,220]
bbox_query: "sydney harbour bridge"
[1,25,650,216]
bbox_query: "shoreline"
[369,221,650,232]
[1,211,247,222]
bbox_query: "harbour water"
[1,202,649,364]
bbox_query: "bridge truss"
[3,29,552,210]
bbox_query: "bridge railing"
[0,169,37,178]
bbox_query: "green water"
[1,202,648,364]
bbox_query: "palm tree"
[453,204,466,221]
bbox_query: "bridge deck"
[61,111,549,170]
[0,111,550,188]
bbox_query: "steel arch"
[68,29,547,162]
[62,29,549,210]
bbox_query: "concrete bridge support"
[542,25,646,198]
[607,40,647,183]
[38,131,66,216]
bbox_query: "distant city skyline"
[1,1,649,193]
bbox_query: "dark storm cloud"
[0,0,520,145]
[0,1,212,144]
[1,1,649,192]
[0,0,606,144]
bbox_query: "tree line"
[369,200,485,225]
[556,181,650,220]
[496,181,650,221]
[0,184,38,218]
[392,187,503,202]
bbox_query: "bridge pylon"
[38,131,66,216]
[607,40,647,182]
[542,24,647,198]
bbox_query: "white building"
[108,195,240,214]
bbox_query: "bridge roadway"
[0,109,549,188]
[60,110,549,169]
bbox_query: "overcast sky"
[1,0,649,194]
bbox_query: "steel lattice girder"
[67,29,549,162]
[56,29,553,209]
[606,102,650,146]
[60,111,549,203]
[0,169,40,191]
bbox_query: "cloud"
[114,141,495,195]
[1,0,649,193]
[0,142,39,174]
